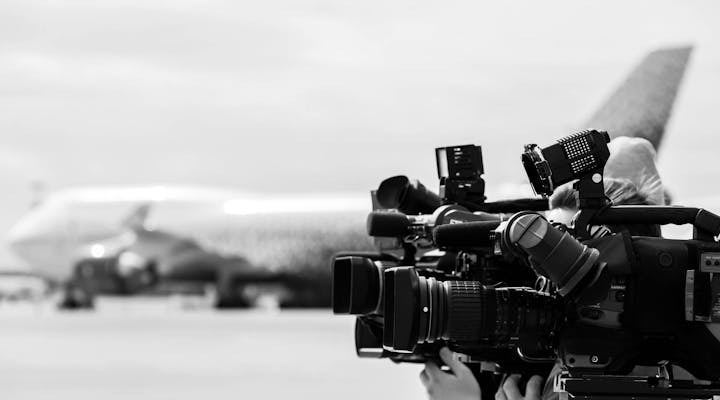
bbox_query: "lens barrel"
[507,213,599,296]
[376,176,442,215]
[383,267,558,352]
[355,318,389,358]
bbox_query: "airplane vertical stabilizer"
[122,203,151,230]
[583,46,693,150]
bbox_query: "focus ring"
[444,281,489,342]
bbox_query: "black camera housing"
[331,134,720,398]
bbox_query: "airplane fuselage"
[6,186,373,283]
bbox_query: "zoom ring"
[445,281,492,342]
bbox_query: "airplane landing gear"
[59,282,95,310]
[215,272,250,309]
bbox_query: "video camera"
[333,144,554,374]
[331,131,720,399]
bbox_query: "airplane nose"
[6,214,54,260]
[8,221,38,256]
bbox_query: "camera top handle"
[561,374,720,400]
[589,205,720,241]
[523,130,720,242]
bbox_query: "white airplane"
[5,46,695,307]
[6,186,374,307]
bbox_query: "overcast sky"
[0,0,719,245]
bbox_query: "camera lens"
[376,176,441,215]
[507,213,600,296]
[383,267,558,352]
[355,318,388,358]
[332,256,385,315]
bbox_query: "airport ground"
[0,298,426,400]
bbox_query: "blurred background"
[0,0,718,399]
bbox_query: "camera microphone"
[366,211,436,237]
[367,207,502,238]
[433,221,500,249]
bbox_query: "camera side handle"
[590,206,720,238]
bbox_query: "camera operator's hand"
[420,347,480,400]
[495,374,544,400]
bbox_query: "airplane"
[4,45,694,308]
[584,46,692,150]
[6,187,374,308]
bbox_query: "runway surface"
[0,299,426,400]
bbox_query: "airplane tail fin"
[122,203,151,230]
[583,46,693,150]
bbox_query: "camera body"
[333,144,552,370]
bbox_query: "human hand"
[495,374,544,400]
[420,347,480,400]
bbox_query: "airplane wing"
[583,46,693,150]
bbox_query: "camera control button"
[590,354,609,364]
[658,252,673,268]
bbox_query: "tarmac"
[0,298,426,400]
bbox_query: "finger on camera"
[439,347,470,376]
[419,369,430,386]
[502,374,523,400]
[424,361,444,380]
[495,385,508,400]
[525,375,544,399]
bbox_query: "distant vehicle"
[7,189,373,308]
[6,46,693,308]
